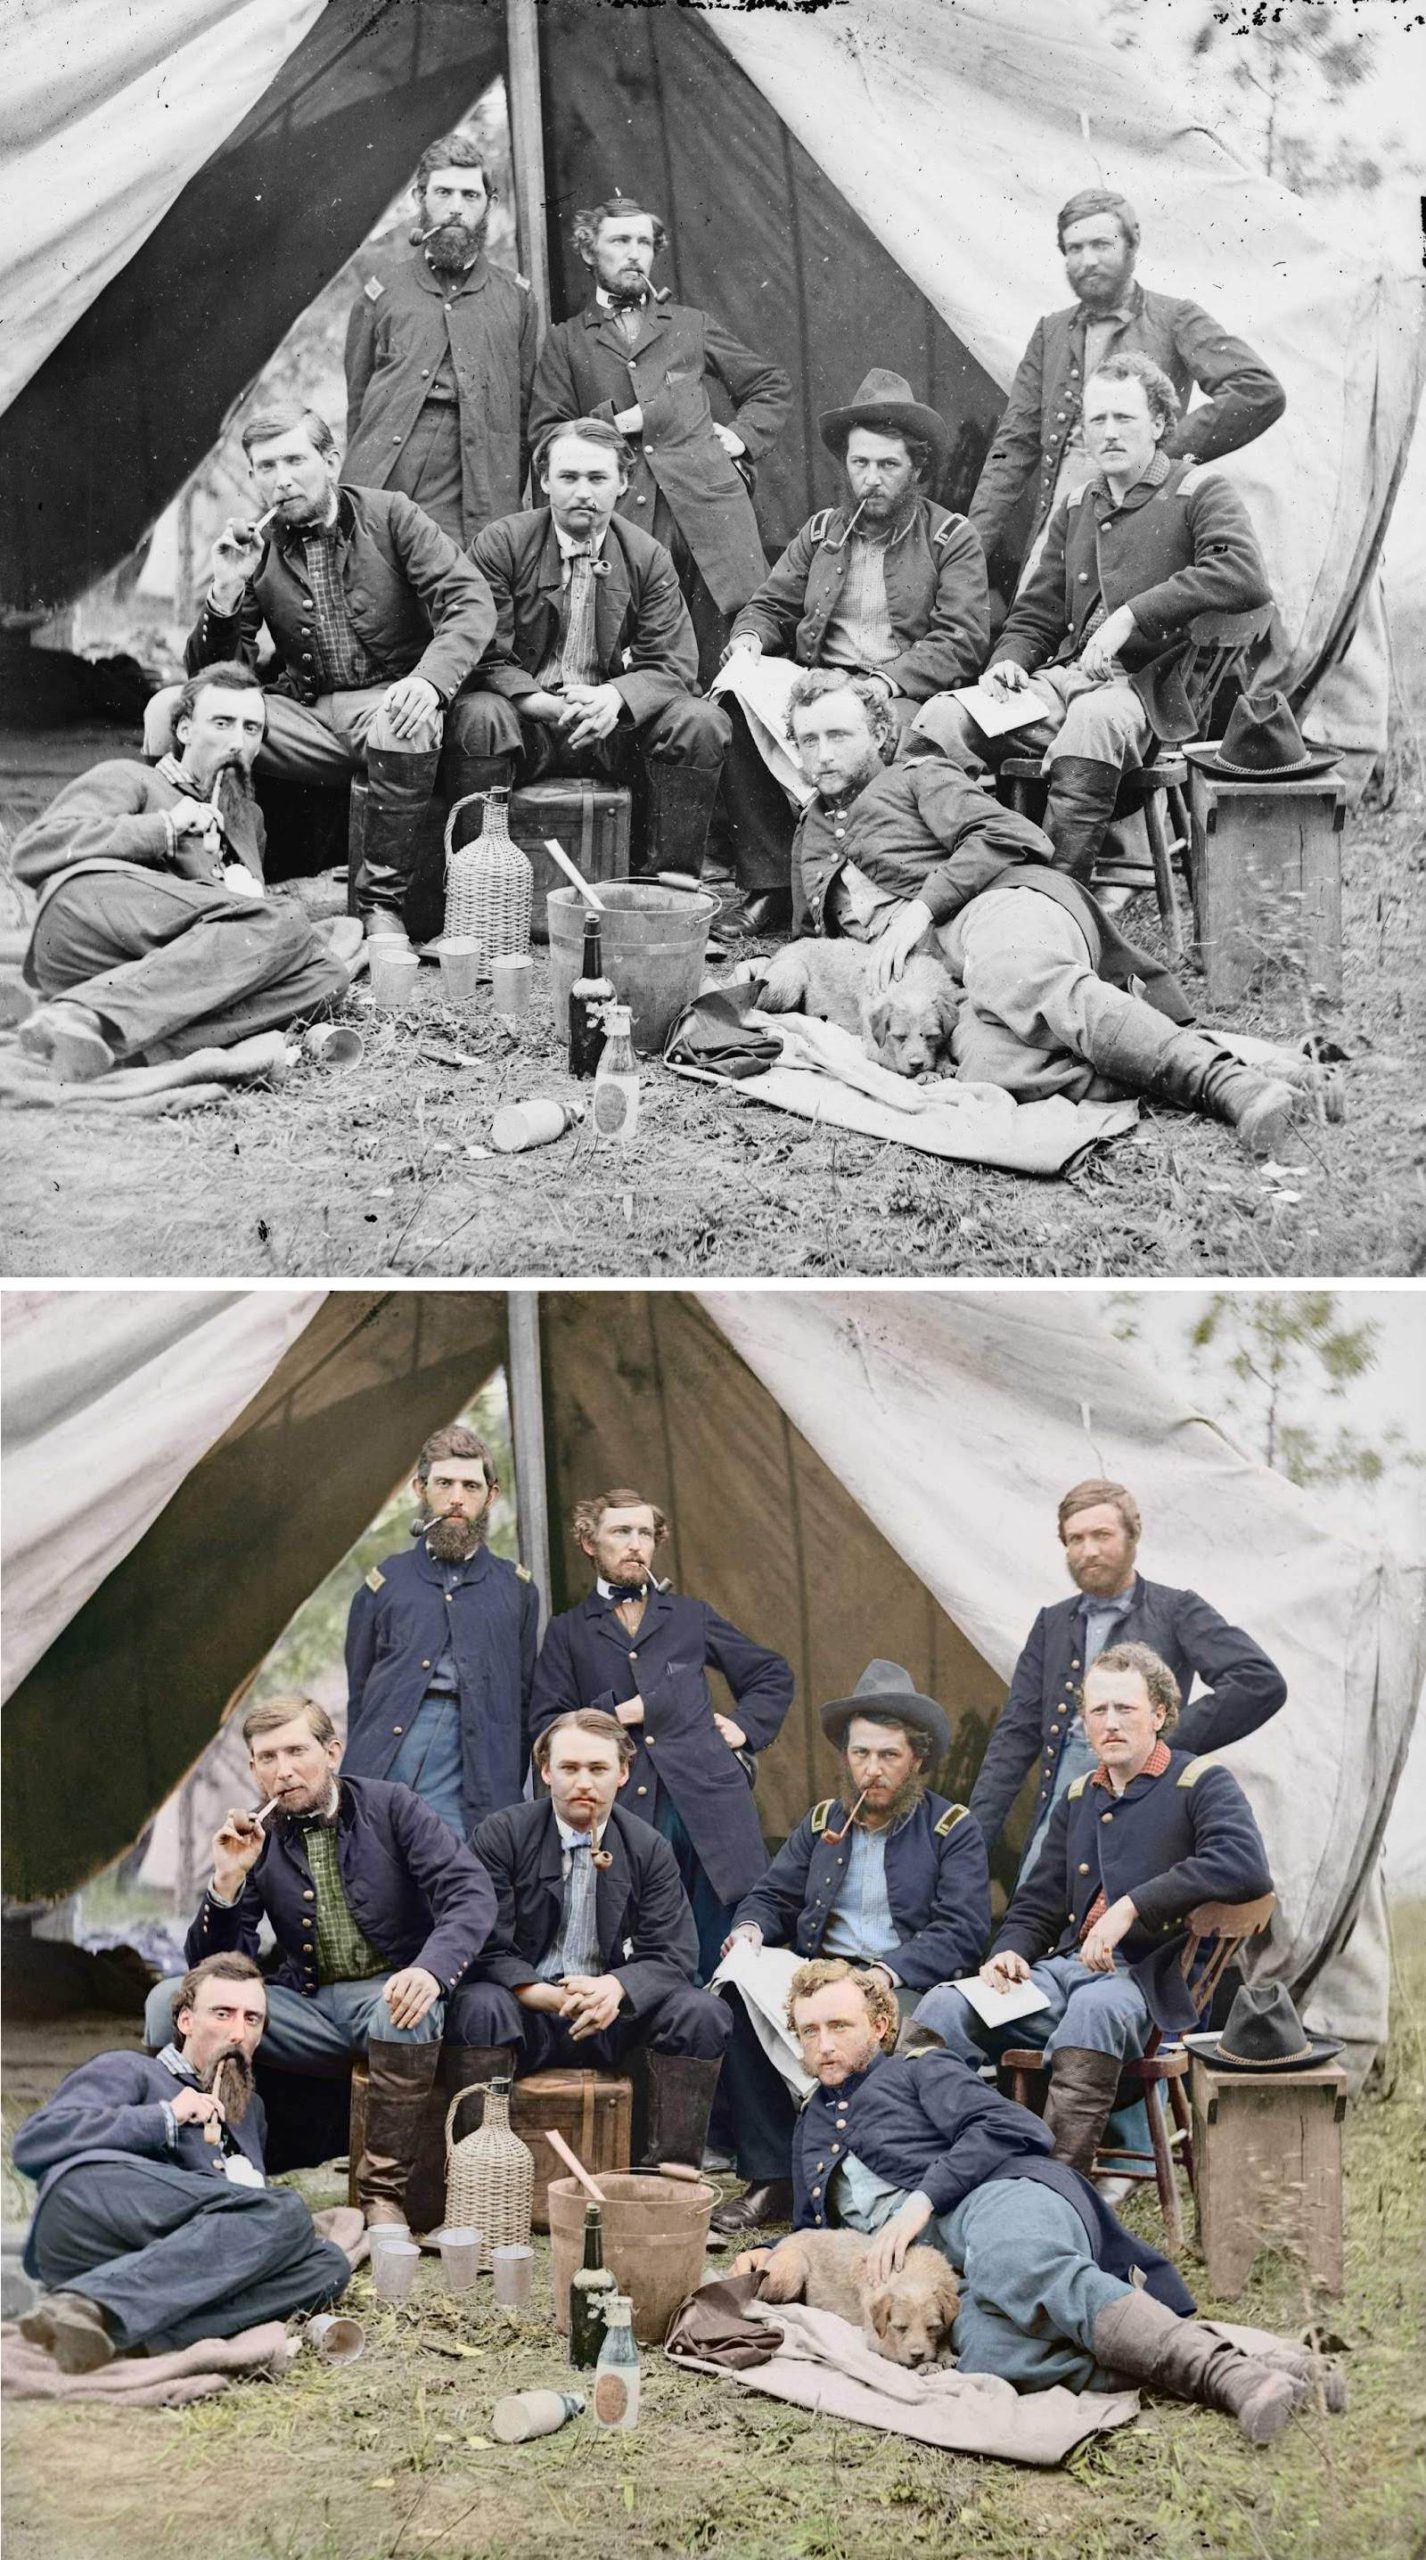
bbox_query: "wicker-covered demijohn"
[443,785,533,979]
[444,2073,535,2251]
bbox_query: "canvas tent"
[2,1286,1420,2072]
[1,0,1420,745]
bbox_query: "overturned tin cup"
[305,2313,366,2364]
[303,1025,365,1070]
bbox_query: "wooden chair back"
[1179,1890,1277,2016]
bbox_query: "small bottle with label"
[592,1002,640,1148]
[568,2202,618,2369]
[568,912,614,1078]
[592,2293,640,2430]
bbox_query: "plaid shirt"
[284,516,384,693]
[300,1819,390,1983]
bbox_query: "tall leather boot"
[1084,1010,1302,1159]
[1091,2290,1308,2444]
[645,760,724,880]
[1043,2046,1125,2175]
[355,747,443,937]
[1043,755,1123,883]
[356,2040,442,2226]
[639,2052,724,2171]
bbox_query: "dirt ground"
[3,1906,1423,2560]
[2,751,1422,1281]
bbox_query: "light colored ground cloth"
[671,2293,1140,2465]
[1,2318,297,2406]
[670,1006,1138,1177]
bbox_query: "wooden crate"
[1187,767,1346,1006]
[1188,2053,1348,2297]
[348,2059,632,2236]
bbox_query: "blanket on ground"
[1,2318,297,2406]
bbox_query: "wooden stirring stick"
[544,2126,608,2202]
[542,837,606,910]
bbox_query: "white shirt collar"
[555,1814,598,1851]
[553,520,609,563]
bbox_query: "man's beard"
[424,1510,489,1563]
[199,2044,254,2123]
[841,1760,927,1829]
[210,760,257,837]
[420,211,489,272]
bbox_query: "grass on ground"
[2,762,1421,1280]
[3,1905,1423,2560]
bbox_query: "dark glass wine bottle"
[568,2201,617,2367]
[569,913,614,1078]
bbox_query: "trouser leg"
[941,2179,1129,2390]
[722,1990,799,2183]
[651,1797,736,1986]
[946,887,1119,1100]
[32,2162,349,2351]
[638,693,731,877]
[29,876,345,1062]
[913,1958,1072,2069]
[718,704,800,894]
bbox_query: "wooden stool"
[348,2059,634,2235]
[1189,2052,1348,2297]
[1186,765,1346,1006]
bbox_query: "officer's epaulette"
[929,510,964,549]
[1176,1755,1219,1787]
[807,508,835,545]
[810,1798,835,1834]
[1067,1772,1091,1799]
[933,1801,970,1836]
[516,1563,532,1582]
[365,1565,385,1592]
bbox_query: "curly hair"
[786,1958,900,2049]
[787,668,897,763]
[1085,351,1180,437]
[571,1488,670,1549]
[1087,1641,1181,1734]
[572,197,667,262]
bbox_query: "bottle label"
[593,2372,628,2424]
[593,1083,632,1136]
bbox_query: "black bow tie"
[606,287,651,314]
[606,1583,648,1605]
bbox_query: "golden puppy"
[756,938,959,1081]
[757,2228,961,2368]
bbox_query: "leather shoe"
[709,2179,794,2235]
[724,890,792,940]
[21,2291,115,2373]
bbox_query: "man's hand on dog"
[863,2195,935,2286]
[868,899,935,994]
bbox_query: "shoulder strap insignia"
[1067,1772,1090,1799]
[928,506,963,549]
[1177,1755,1218,1787]
[365,1565,385,1591]
[515,272,531,290]
[516,1563,532,1582]
[1066,482,1091,509]
[810,1798,834,1834]
[363,275,385,303]
[934,1802,970,1836]
[807,508,834,544]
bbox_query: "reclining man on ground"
[913,1641,1274,2177]
[451,1709,732,2168]
[143,1693,497,2230]
[711,1659,990,2237]
[732,1958,1342,2439]
[15,1954,358,2374]
[913,351,1273,883]
[778,669,1314,1155]
[143,404,499,943]
[12,662,355,1082]
[713,368,989,934]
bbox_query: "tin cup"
[491,954,532,1018]
[438,2226,485,2293]
[367,2220,411,2252]
[303,1024,365,1071]
[367,944,422,1010]
[439,937,484,1007]
[305,2313,366,2364]
[371,2240,421,2305]
[490,2244,535,2310]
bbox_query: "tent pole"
[506,0,551,333]
[507,1289,552,1637]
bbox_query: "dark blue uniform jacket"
[994,1745,1273,2032]
[14,2050,269,2267]
[343,1540,540,1837]
[968,1574,1286,1851]
[793,2047,1193,2312]
[472,1797,701,2022]
[732,1792,990,1988]
[186,1776,497,2000]
[531,1590,793,1904]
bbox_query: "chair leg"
[1147,2081,1184,2253]
[1144,789,1184,965]
[1168,2072,1194,2188]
